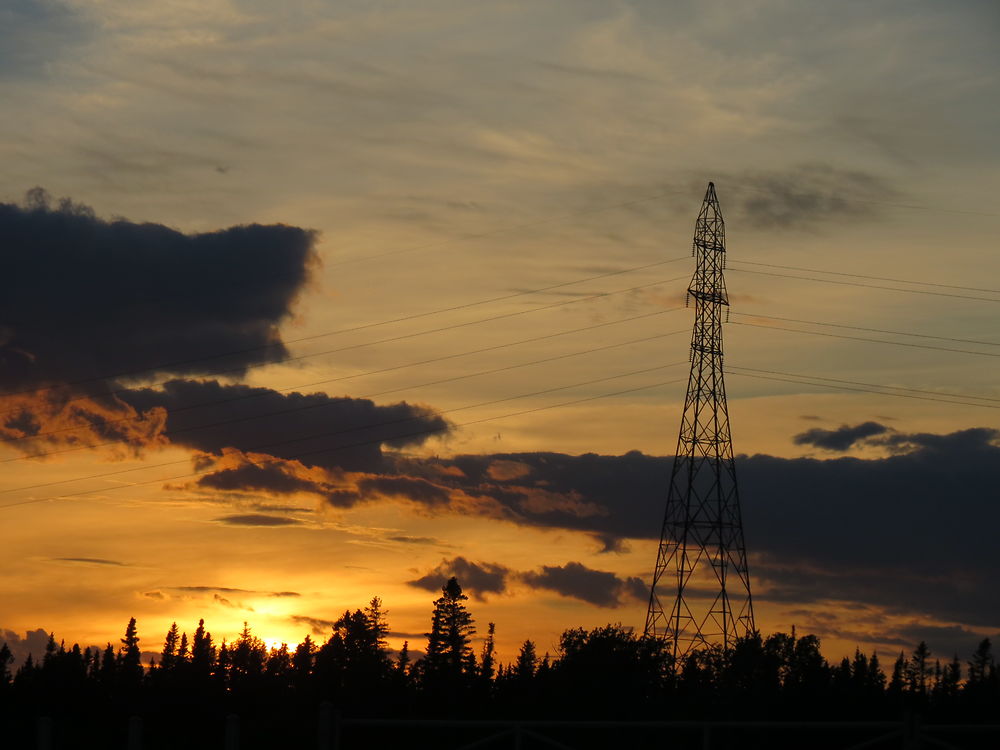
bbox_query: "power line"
[730,312,1000,348]
[328,189,695,267]
[2,274,690,419]
[0,363,688,498]
[733,259,1000,295]
[732,366,1000,404]
[730,321,1000,358]
[5,256,690,402]
[721,181,1000,219]
[726,266,1000,303]
[729,366,1000,410]
[2,329,689,462]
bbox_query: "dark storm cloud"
[394,426,1000,626]
[704,164,899,230]
[793,421,890,451]
[357,475,453,506]
[406,556,645,608]
[160,422,999,627]
[198,462,322,495]
[213,514,302,527]
[407,556,511,600]
[520,562,646,608]
[0,189,317,391]
[119,379,451,472]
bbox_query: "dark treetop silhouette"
[1,577,997,748]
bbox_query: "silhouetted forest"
[1,578,997,748]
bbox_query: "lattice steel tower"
[644,182,754,658]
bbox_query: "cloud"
[406,556,646,608]
[793,421,891,451]
[289,615,337,636]
[712,164,900,230]
[213,514,302,527]
[356,475,453,506]
[386,427,1000,627]
[119,379,450,472]
[49,557,129,567]
[0,628,53,667]
[385,535,441,545]
[0,0,89,77]
[168,586,300,598]
[520,562,646,608]
[407,556,511,600]
[1,390,169,458]
[90,417,999,630]
[0,190,317,392]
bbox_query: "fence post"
[36,716,52,750]
[128,715,142,750]
[318,702,333,750]
[331,709,342,750]
[901,711,919,750]
[702,722,712,750]
[513,723,523,750]
[225,713,240,750]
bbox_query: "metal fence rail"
[28,708,1000,750]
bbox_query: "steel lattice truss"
[644,183,755,659]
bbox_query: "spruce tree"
[160,622,180,672]
[0,642,13,688]
[515,639,537,681]
[424,577,476,681]
[907,641,931,696]
[118,617,143,688]
[396,641,410,678]
[190,619,214,677]
[479,623,497,683]
[292,635,314,688]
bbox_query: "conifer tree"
[191,619,214,677]
[230,623,267,685]
[160,622,180,672]
[907,641,931,696]
[424,576,476,682]
[888,652,906,699]
[868,652,886,693]
[100,643,116,686]
[515,639,537,681]
[0,642,13,688]
[364,597,390,651]
[968,638,994,685]
[266,643,291,678]
[118,617,143,686]
[479,623,497,683]
[396,641,410,678]
[292,635,315,687]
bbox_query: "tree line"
[1,578,997,747]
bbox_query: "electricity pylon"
[644,182,754,659]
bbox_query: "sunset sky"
[2,0,999,667]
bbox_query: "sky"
[1,0,999,668]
